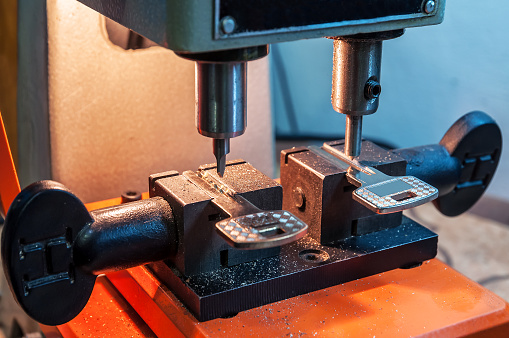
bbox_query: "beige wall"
[45,1,274,202]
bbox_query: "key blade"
[322,143,375,175]
[313,143,439,213]
[216,211,308,249]
[353,176,438,214]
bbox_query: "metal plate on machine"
[216,0,431,39]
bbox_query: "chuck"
[177,46,268,176]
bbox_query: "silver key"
[216,210,307,250]
[184,170,308,250]
[310,144,438,214]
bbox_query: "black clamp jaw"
[1,111,502,325]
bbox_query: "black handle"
[1,181,176,326]
[392,111,502,216]
[75,197,177,274]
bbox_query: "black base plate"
[149,216,437,321]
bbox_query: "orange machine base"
[40,197,509,337]
[46,259,509,337]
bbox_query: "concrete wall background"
[271,0,509,201]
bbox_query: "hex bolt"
[121,190,142,203]
[220,16,236,35]
[423,0,436,14]
[364,79,382,100]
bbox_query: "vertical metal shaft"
[331,39,382,116]
[344,115,363,158]
[331,36,383,159]
[196,62,247,176]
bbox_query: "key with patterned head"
[309,144,438,214]
[184,170,308,249]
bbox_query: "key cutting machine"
[0,0,505,334]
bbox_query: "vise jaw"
[281,140,409,245]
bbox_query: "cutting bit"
[344,115,363,159]
[213,138,230,177]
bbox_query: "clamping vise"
[2,112,502,324]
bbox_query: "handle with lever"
[1,181,177,325]
[392,111,502,216]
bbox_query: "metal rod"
[331,38,382,116]
[195,62,247,176]
[344,115,363,158]
[195,62,247,139]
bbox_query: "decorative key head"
[216,211,308,249]
[353,176,438,214]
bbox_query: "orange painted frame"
[56,258,509,337]
[0,112,20,214]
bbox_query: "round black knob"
[1,180,177,325]
[433,111,502,216]
[1,181,96,325]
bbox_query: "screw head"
[423,0,436,14]
[364,80,382,100]
[121,190,142,203]
[220,16,236,35]
[299,249,330,264]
